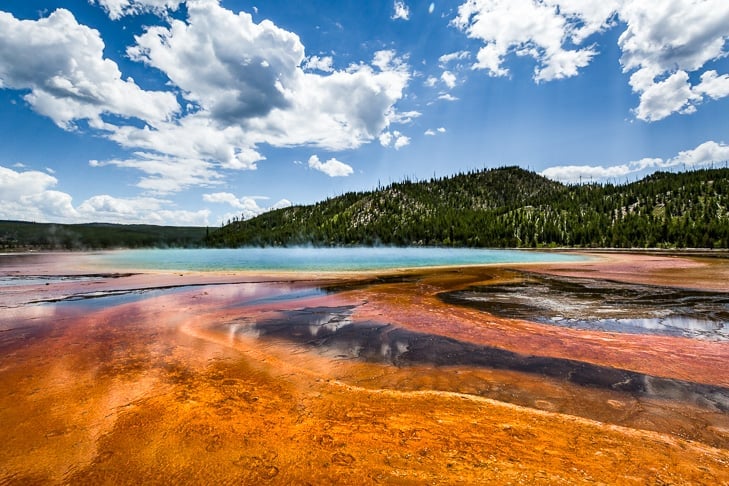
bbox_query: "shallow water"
[86,247,587,272]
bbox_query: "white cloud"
[127,3,304,125]
[388,110,421,125]
[304,55,335,73]
[105,116,265,177]
[541,140,729,183]
[77,195,209,226]
[0,164,208,225]
[379,130,410,149]
[307,155,354,177]
[79,195,210,225]
[424,127,446,136]
[452,0,729,120]
[429,3,435,14]
[203,192,291,220]
[631,70,699,121]
[271,198,293,210]
[438,93,459,101]
[540,163,635,184]
[394,135,411,150]
[438,51,470,65]
[1,4,412,198]
[618,1,729,121]
[392,1,411,20]
[90,152,224,195]
[0,9,179,130]
[672,140,729,168]
[424,76,439,87]
[0,165,59,202]
[119,3,412,162]
[452,0,615,82]
[441,70,457,88]
[248,50,411,151]
[91,0,182,19]
[694,70,729,100]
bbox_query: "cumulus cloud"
[307,155,354,177]
[91,0,182,19]
[673,140,729,168]
[0,165,60,202]
[113,3,412,176]
[630,70,699,121]
[0,164,208,225]
[0,9,179,130]
[618,1,729,121]
[424,127,446,136]
[379,130,411,149]
[695,71,729,100]
[452,0,729,121]
[1,4,412,197]
[303,55,335,73]
[127,3,303,124]
[392,1,411,20]
[452,0,617,82]
[203,192,291,220]
[441,71,457,88]
[541,140,729,183]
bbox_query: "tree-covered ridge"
[0,221,208,250]
[207,166,729,249]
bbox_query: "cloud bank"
[0,165,209,225]
[1,1,412,195]
[541,140,729,183]
[453,0,729,121]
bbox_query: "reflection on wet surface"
[439,271,729,340]
[225,305,729,412]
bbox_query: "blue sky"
[1,0,729,226]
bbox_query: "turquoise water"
[90,247,586,272]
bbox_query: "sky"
[1,0,729,227]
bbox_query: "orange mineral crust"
[1,252,728,484]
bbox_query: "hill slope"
[207,166,729,249]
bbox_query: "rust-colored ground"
[1,252,728,484]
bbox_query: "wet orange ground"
[1,252,728,484]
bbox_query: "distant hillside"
[0,221,207,250]
[206,166,729,249]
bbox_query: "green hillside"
[0,221,207,250]
[206,166,729,249]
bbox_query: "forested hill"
[0,221,207,250]
[206,166,729,249]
